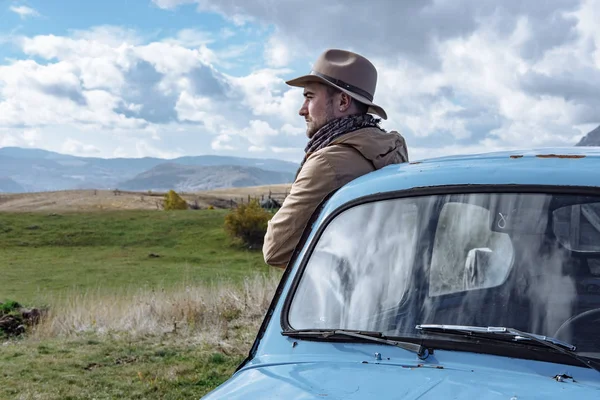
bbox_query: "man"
[262,48,409,268]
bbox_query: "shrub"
[0,300,44,338]
[0,300,21,314]
[163,190,188,211]
[224,200,271,249]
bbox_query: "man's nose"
[299,103,308,116]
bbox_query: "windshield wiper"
[283,329,430,360]
[416,324,600,374]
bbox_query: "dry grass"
[1,276,282,399]
[0,190,163,212]
[0,272,282,399]
[31,273,279,351]
[0,185,291,213]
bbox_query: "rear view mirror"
[553,202,600,253]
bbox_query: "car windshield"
[287,191,600,356]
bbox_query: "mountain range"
[576,125,600,147]
[119,163,295,192]
[2,124,598,194]
[0,147,298,193]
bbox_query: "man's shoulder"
[309,142,368,164]
[306,141,375,178]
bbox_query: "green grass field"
[0,209,271,304]
[0,209,281,399]
[0,335,245,399]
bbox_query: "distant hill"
[0,147,298,193]
[118,163,294,192]
[0,177,25,193]
[576,125,600,146]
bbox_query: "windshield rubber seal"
[279,183,600,360]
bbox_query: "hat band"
[310,70,374,102]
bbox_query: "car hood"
[202,360,600,399]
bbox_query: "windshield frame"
[280,183,600,360]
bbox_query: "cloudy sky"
[0,0,599,162]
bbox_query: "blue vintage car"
[203,147,600,399]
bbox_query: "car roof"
[322,146,600,213]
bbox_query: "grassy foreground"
[1,273,279,399]
[0,209,282,399]
[1,336,244,399]
[0,209,272,304]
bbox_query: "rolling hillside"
[118,163,294,192]
[0,147,298,193]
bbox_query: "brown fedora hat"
[286,49,387,120]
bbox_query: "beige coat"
[262,127,409,268]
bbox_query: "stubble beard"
[305,98,336,139]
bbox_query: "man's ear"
[339,92,352,112]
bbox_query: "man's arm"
[263,153,338,268]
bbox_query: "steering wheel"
[553,308,600,339]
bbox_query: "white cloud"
[20,34,121,61]
[230,14,254,27]
[1,25,300,159]
[112,146,129,158]
[0,128,41,148]
[175,92,229,131]
[70,26,142,46]
[0,58,148,129]
[134,140,182,158]
[281,123,303,136]
[264,33,292,68]
[220,27,235,39]
[21,129,41,146]
[151,0,195,9]
[62,138,101,156]
[358,6,599,152]
[162,28,214,48]
[228,68,300,123]
[9,5,40,19]
[134,42,214,74]
[211,134,236,151]
[3,1,600,163]
[156,0,600,153]
[0,133,20,147]
[233,119,278,149]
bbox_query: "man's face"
[299,82,336,139]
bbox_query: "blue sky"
[1,0,274,75]
[2,1,231,41]
[1,0,599,162]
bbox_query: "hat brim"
[286,74,388,120]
